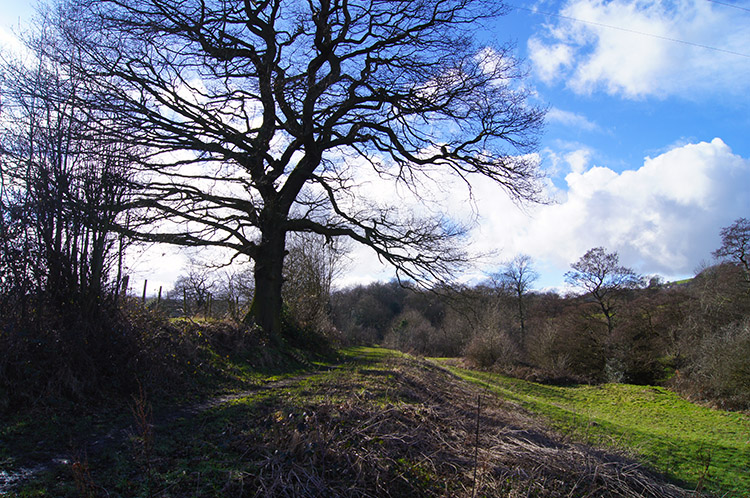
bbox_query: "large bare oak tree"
[55,0,545,335]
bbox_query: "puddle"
[0,459,68,493]
[0,466,39,492]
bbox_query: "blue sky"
[446,0,750,289]
[3,1,750,292]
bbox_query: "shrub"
[688,319,750,409]
[463,328,518,369]
[383,309,436,355]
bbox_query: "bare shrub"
[383,309,436,355]
[431,309,471,357]
[525,308,607,384]
[463,329,518,369]
[526,321,572,379]
[690,319,750,409]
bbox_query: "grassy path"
[437,362,750,496]
[4,347,694,497]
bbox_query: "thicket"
[331,259,750,410]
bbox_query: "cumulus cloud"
[468,138,750,282]
[528,0,750,98]
[335,138,750,288]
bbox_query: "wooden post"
[121,275,130,297]
[142,279,148,304]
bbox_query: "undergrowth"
[0,308,331,486]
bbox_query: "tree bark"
[245,226,287,339]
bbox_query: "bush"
[526,322,572,379]
[0,296,272,413]
[0,297,151,409]
[687,319,750,409]
[383,309,436,355]
[463,329,518,369]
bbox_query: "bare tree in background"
[495,254,538,341]
[170,266,216,316]
[713,217,750,292]
[53,0,545,336]
[565,247,642,335]
[217,266,255,322]
[283,232,347,330]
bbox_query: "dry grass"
[3,348,698,497]
[224,351,694,497]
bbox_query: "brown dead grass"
[228,352,694,497]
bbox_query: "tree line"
[331,219,750,410]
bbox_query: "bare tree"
[216,266,255,321]
[495,254,538,340]
[713,217,750,291]
[54,0,545,336]
[0,15,134,316]
[565,247,642,335]
[170,266,216,316]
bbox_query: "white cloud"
[528,0,750,98]
[528,38,574,83]
[467,138,750,282]
[564,148,593,174]
[546,108,599,132]
[133,138,750,291]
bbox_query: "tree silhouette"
[713,217,750,291]
[494,254,537,342]
[55,0,545,336]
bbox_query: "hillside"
[1,347,702,497]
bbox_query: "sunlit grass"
[438,362,750,495]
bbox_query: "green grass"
[0,333,322,492]
[2,347,425,497]
[6,345,747,496]
[438,362,750,495]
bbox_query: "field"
[1,347,745,497]
[440,362,750,495]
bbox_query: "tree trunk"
[600,302,615,335]
[245,227,286,340]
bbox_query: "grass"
[0,347,430,497]
[1,345,725,497]
[3,346,695,497]
[438,362,750,496]
[0,319,324,493]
